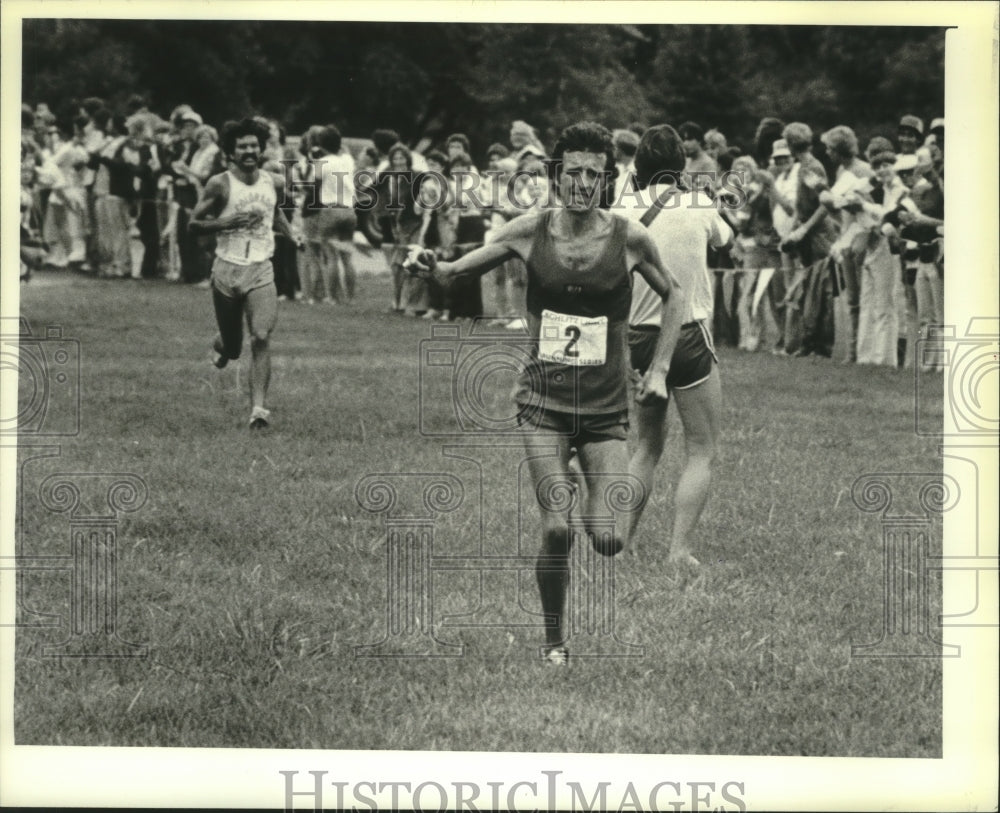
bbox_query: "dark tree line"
[23,20,944,156]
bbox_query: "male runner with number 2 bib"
[408,121,683,664]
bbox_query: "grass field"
[12,267,944,756]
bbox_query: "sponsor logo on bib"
[538,309,607,366]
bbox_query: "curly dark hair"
[547,120,617,209]
[220,117,271,158]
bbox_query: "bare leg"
[391,263,407,311]
[337,246,357,302]
[521,429,574,649]
[245,284,278,411]
[300,240,323,302]
[576,437,632,555]
[669,369,721,565]
[626,397,669,550]
[212,283,245,362]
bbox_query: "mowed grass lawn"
[14,267,944,756]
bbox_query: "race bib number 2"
[538,309,607,366]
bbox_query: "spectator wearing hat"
[896,115,924,155]
[888,152,923,367]
[927,118,944,152]
[678,121,717,195]
[898,150,944,372]
[167,108,206,282]
[758,137,798,352]
[854,149,919,367]
[510,140,551,216]
[863,137,893,165]
[895,145,944,372]
[819,125,875,363]
[612,128,639,202]
[509,119,546,168]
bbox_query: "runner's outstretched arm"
[410,212,539,286]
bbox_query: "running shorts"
[517,405,629,443]
[211,257,275,299]
[628,320,717,390]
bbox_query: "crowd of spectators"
[20,95,944,369]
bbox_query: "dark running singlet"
[515,210,632,415]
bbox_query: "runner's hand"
[635,368,669,404]
[225,212,259,231]
[403,245,437,276]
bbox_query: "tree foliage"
[22,20,944,157]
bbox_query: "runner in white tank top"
[214,169,277,265]
[190,117,302,430]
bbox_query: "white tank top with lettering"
[215,171,276,265]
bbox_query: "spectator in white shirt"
[819,125,874,363]
[300,124,358,304]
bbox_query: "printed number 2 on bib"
[538,310,608,366]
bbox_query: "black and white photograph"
[2,1,997,810]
